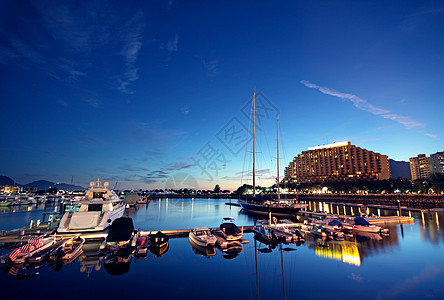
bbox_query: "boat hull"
[240,202,307,217]
[58,206,125,233]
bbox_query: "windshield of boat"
[92,192,107,200]
[65,204,81,212]
[195,230,209,236]
[88,204,103,212]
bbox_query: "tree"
[214,184,221,194]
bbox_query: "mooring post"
[397,200,401,216]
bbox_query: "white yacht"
[57,179,126,233]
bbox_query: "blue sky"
[0,0,443,190]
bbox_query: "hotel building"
[409,154,432,180]
[410,151,444,180]
[430,151,444,175]
[284,141,390,183]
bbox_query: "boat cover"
[354,217,370,226]
[328,220,342,226]
[220,222,242,235]
[107,217,134,242]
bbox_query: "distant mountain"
[0,178,86,192]
[0,176,16,186]
[389,159,411,179]
[55,182,85,192]
[23,180,55,191]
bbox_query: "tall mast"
[277,118,280,200]
[252,91,256,197]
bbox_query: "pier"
[297,193,444,209]
[297,210,414,224]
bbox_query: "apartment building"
[284,141,390,183]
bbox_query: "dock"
[140,226,255,238]
[297,210,414,224]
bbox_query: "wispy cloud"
[195,55,219,76]
[181,104,191,115]
[300,80,425,130]
[6,36,46,65]
[84,97,101,108]
[58,100,68,107]
[381,114,423,129]
[425,133,439,140]
[166,34,178,54]
[142,161,194,184]
[160,34,179,59]
[116,11,145,94]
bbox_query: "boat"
[26,238,68,266]
[309,225,328,239]
[134,235,148,258]
[253,220,278,245]
[100,217,138,254]
[188,227,217,247]
[350,217,383,234]
[239,93,308,217]
[57,179,126,233]
[149,231,169,248]
[49,236,85,262]
[220,217,243,241]
[149,231,169,258]
[312,218,345,240]
[137,196,150,204]
[6,235,57,265]
[240,199,308,217]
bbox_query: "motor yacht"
[57,179,126,233]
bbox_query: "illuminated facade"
[284,141,390,183]
[409,154,431,180]
[410,151,444,180]
[430,151,444,175]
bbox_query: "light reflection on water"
[0,198,443,300]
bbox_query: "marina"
[0,197,443,299]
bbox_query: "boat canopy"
[354,217,370,226]
[220,222,242,235]
[328,220,342,226]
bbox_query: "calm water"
[1,199,443,300]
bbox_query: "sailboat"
[240,91,307,217]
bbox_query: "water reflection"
[189,239,216,258]
[1,198,443,300]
